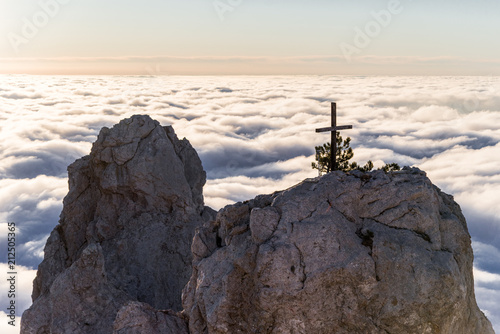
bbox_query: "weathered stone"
[21,114,494,334]
[22,243,130,333]
[113,302,188,334]
[249,207,280,244]
[22,115,208,334]
[183,168,495,334]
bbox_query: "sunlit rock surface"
[183,168,495,334]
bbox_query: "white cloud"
[0,75,499,332]
[0,312,20,334]
[0,177,66,266]
[475,287,500,332]
[475,267,500,286]
[0,263,37,334]
[411,105,459,122]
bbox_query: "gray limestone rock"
[21,114,494,334]
[113,302,188,334]
[22,115,207,334]
[183,168,495,334]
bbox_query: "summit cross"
[315,102,353,172]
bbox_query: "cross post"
[315,102,353,172]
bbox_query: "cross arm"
[315,125,353,133]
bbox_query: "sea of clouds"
[0,75,499,333]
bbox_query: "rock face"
[21,115,208,334]
[22,115,494,334]
[183,168,495,334]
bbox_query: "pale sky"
[1,0,499,75]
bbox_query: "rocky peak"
[183,168,495,334]
[22,115,210,334]
[21,116,494,334]
[89,115,205,215]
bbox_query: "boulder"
[22,115,208,333]
[183,168,495,334]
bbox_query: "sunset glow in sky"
[1,0,500,75]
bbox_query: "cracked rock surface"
[183,168,494,334]
[21,115,494,334]
[21,115,206,334]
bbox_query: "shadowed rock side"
[183,168,495,334]
[21,115,211,334]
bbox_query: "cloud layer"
[0,75,499,332]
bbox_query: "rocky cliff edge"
[184,168,494,334]
[21,115,494,334]
[22,115,214,333]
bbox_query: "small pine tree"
[382,162,401,173]
[312,133,353,173]
[312,133,400,173]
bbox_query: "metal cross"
[315,102,353,172]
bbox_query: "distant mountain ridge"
[21,115,494,334]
